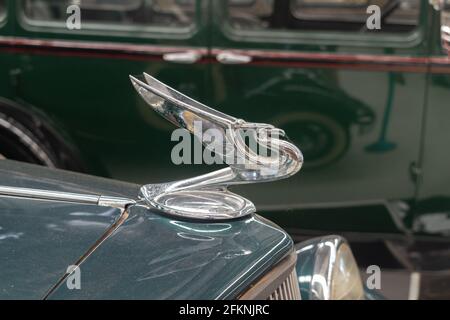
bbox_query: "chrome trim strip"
[0,36,208,56]
[0,36,448,65]
[98,195,137,209]
[0,185,135,209]
[1,36,449,73]
[211,48,431,65]
[0,185,99,203]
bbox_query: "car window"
[226,0,420,33]
[21,0,196,30]
[0,0,6,23]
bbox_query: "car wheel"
[272,111,350,169]
[0,111,58,167]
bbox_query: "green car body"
[0,159,295,299]
[0,0,450,292]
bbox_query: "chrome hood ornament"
[130,73,303,220]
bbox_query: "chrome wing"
[130,73,303,220]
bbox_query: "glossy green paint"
[0,0,449,246]
[294,237,384,300]
[0,160,293,299]
[0,197,122,299]
[48,206,292,300]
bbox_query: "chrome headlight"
[295,235,364,300]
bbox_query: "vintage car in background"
[0,73,376,300]
[0,0,450,298]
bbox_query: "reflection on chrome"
[296,235,364,300]
[176,232,215,242]
[312,274,330,300]
[296,244,314,254]
[131,73,303,220]
[311,240,338,300]
[0,185,135,210]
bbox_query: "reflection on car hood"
[0,159,140,198]
[0,160,292,299]
[49,206,292,300]
[0,196,122,299]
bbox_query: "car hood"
[0,160,292,299]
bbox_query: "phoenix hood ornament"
[130,73,303,220]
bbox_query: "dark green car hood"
[0,160,292,299]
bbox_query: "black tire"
[0,100,85,171]
[272,111,350,169]
[0,112,59,167]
